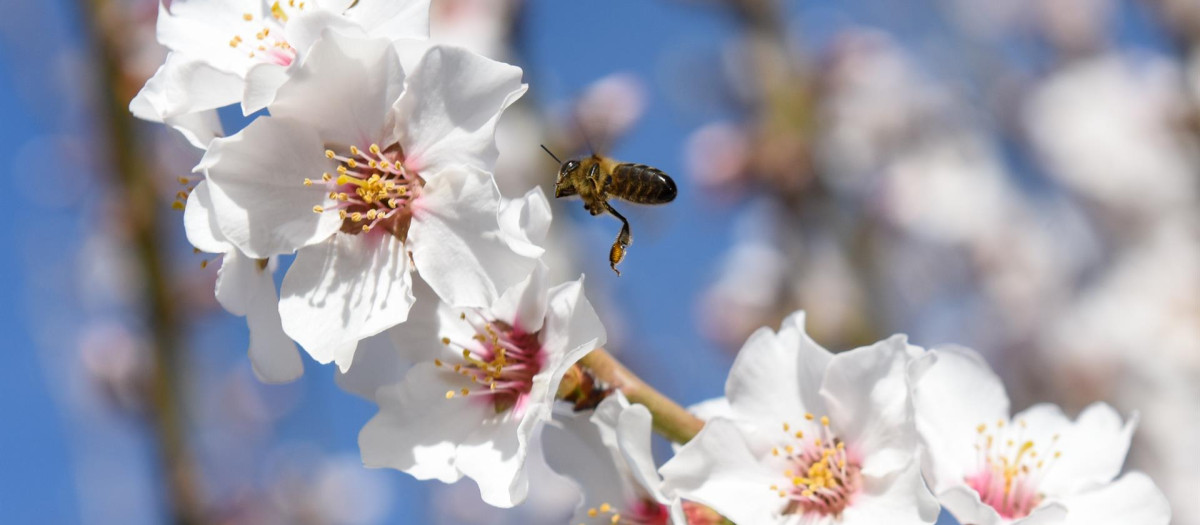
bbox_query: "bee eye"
[564,161,579,172]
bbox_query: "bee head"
[554,159,580,198]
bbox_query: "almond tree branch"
[578,348,706,444]
[79,0,205,523]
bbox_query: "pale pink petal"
[456,416,528,508]
[270,31,405,149]
[840,460,939,525]
[130,52,241,146]
[360,361,489,483]
[346,0,431,40]
[490,261,550,334]
[498,187,552,259]
[913,346,1011,492]
[727,311,831,426]
[409,167,536,309]
[820,335,919,478]
[202,116,342,258]
[279,233,414,371]
[1056,473,1170,525]
[659,418,783,525]
[1014,402,1136,495]
[393,45,527,175]
[182,180,233,254]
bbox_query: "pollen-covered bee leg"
[603,202,632,276]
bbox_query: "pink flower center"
[307,143,424,240]
[965,420,1061,519]
[226,2,306,67]
[436,311,544,416]
[769,414,862,518]
[583,499,669,525]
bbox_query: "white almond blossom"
[912,346,1171,525]
[359,262,605,508]
[183,158,303,384]
[659,311,939,525]
[131,0,430,146]
[334,187,553,400]
[543,392,684,525]
[193,32,530,370]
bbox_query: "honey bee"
[542,145,677,275]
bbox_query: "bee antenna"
[540,144,563,164]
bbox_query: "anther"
[312,205,324,213]
[325,149,335,159]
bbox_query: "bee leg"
[603,202,632,276]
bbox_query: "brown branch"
[578,348,706,444]
[78,0,205,523]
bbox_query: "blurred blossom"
[1025,53,1200,220]
[430,0,517,61]
[311,456,395,525]
[880,136,1016,245]
[941,0,1035,41]
[264,450,395,525]
[699,202,788,349]
[571,73,648,148]
[815,30,957,195]
[1035,0,1115,55]
[685,121,750,193]
[79,320,150,414]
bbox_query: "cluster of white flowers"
[130,2,1172,523]
[659,312,1172,524]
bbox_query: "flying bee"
[541,145,677,275]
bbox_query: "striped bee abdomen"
[608,163,677,204]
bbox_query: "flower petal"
[913,345,1011,492]
[183,180,233,254]
[491,261,550,334]
[498,187,552,259]
[939,485,1003,525]
[157,0,258,74]
[409,167,536,308]
[840,459,939,525]
[659,418,783,525]
[214,251,304,383]
[359,361,489,483]
[544,404,635,522]
[820,335,920,478]
[393,45,527,175]
[1015,402,1136,495]
[279,233,415,371]
[203,115,342,258]
[270,31,404,149]
[455,415,529,508]
[345,0,431,40]
[617,402,669,504]
[1056,472,1170,525]
[726,311,832,425]
[130,52,241,147]
[539,278,606,377]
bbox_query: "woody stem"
[578,348,706,444]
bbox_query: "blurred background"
[1,0,1198,523]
